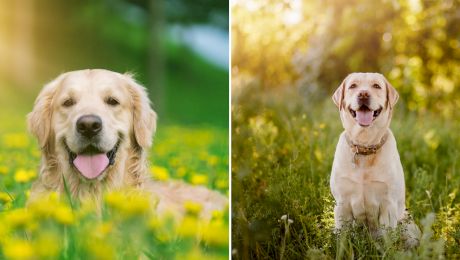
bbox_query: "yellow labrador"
[330,72,419,246]
[27,69,227,217]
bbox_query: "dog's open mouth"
[349,105,382,127]
[65,141,120,180]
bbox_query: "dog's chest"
[335,158,391,220]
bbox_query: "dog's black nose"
[357,91,370,106]
[76,115,102,137]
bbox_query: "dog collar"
[345,132,389,158]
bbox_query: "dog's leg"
[378,202,398,228]
[334,202,352,231]
[400,211,421,248]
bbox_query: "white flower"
[281,215,287,221]
[288,219,294,224]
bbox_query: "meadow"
[231,85,460,259]
[0,88,229,259]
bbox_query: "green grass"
[0,87,229,259]
[231,85,460,259]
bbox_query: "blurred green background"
[232,0,460,117]
[0,0,229,128]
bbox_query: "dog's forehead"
[347,73,386,86]
[60,70,126,94]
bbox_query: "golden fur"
[27,69,227,216]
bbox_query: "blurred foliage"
[1,0,229,127]
[232,0,460,117]
[126,0,229,28]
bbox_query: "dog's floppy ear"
[123,73,157,149]
[332,77,347,110]
[384,77,399,109]
[27,76,62,149]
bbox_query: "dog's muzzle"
[65,140,120,180]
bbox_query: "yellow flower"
[201,220,229,246]
[4,208,32,228]
[191,174,208,185]
[34,233,61,258]
[211,210,225,220]
[0,165,8,175]
[150,166,170,181]
[53,205,75,225]
[14,169,36,183]
[215,179,228,189]
[0,192,13,203]
[184,201,202,216]
[86,241,114,260]
[3,239,34,260]
[176,216,200,238]
[176,247,225,260]
[105,191,150,216]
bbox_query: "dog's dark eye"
[373,84,381,89]
[62,98,75,107]
[349,84,357,89]
[106,97,120,106]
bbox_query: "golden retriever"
[27,69,227,217]
[330,72,420,247]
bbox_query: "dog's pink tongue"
[73,154,109,179]
[356,110,373,126]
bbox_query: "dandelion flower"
[176,216,200,238]
[34,233,61,258]
[0,192,13,203]
[201,220,229,246]
[3,239,34,260]
[14,169,36,183]
[150,166,169,181]
[53,205,75,225]
[0,165,8,175]
[184,201,202,216]
[105,191,150,216]
[4,208,32,228]
[216,179,228,189]
[191,174,208,185]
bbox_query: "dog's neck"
[345,124,389,146]
[345,131,389,156]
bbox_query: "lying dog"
[330,72,420,246]
[27,69,227,216]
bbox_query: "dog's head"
[332,73,398,138]
[28,69,157,181]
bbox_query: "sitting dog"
[27,69,227,217]
[330,72,420,247]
